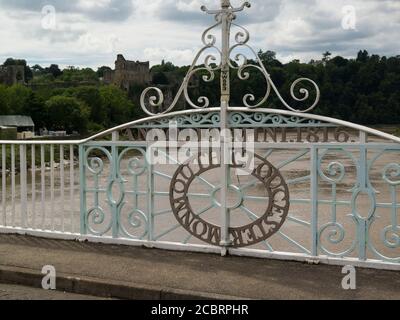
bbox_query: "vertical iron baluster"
[11,144,15,227]
[31,145,36,229]
[40,145,46,230]
[50,144,55,231]
[70,145,75,233]
[60,145,65,232]
[1,145,6,227]
[20,144,28,228]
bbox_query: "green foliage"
[87,121,105,134]
[99,85,135,127]
[3,58,27,67]
[151,60,178,73]
[0,127,17,140]
[147,52,400,126]
[31,64,45,75]
[97,66,112,78]
[58,67,98,82]
[5,84,32,114]
[29,73,55,85]
[45,96,90,133]
[1,50,399,137]
[0,82,141,135]
[0,85,9,114]
[63,86,106,125]
[152,72,169,85]
[47,64,63,78]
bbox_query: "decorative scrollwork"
[368,220,400,262]
[86,207,112,236]
[202,21,222,47]
[321,222,346,244]
[318,221,357,257]
[127,157,146,176]
[140,0,320,116]
[288,78,321,113]
[184,67,216,109]
[140,44,222,116]
[232,22,250,45]
[140,87,165,116]
[238,64,271,108]
[383,163,400,186]
[229,40,320,112]
[382,225,400,248]
[118,147,147,180]
[228,112,324,127]
[119,206,148,239]
[361,150,400,262]
[318,149,358,186]
[320,162,346,184]
[84,146,114,236]
[86,157,104,175]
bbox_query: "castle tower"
[112,54,151,91]
[0,65,25,86]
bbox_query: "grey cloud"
[0,0,399,67]
[0,0,134,21]
[266,1,399,60]
[158,0,282,25]
[33,26,87,43]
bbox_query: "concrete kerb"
[0,264,246,300]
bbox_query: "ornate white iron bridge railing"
[0,1,399,270]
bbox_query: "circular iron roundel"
[169,153,290,248]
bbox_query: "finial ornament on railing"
[140,0,320,116]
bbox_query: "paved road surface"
[0,235,399,300]
[0,283,106,300]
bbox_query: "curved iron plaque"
[169,153,290,248]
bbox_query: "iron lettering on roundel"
[169,153,290,248]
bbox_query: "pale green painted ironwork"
[0,0,399,269]
[134,112,336,129]
[78,108,400,265]
[80,144,149,240]
[76,0,400,266]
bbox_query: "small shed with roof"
[0,115,34,132]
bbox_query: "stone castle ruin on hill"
[0,54,198,109]
[0,65,25,86]
[103,54,199,109]
[103,54,151,91]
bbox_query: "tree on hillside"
[357,50,369,63]
[59,67,98,82]
[99,85,135,127]
[45,96,89,133]
[46,64,63,78]
[64,86,106,125]
[31,65,45,76]
[6,84,33,115]
[3,58,26,66]
[152,72,169,85]
[151,61,177,73]
[97,66,112,78]
[0,85,9,115]
[2,58,33,82]
[322,51,332,63]
[258,50,282,67]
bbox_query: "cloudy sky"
[0,0,399,68]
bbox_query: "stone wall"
[103,54,151,91]
[0,65,25,86]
